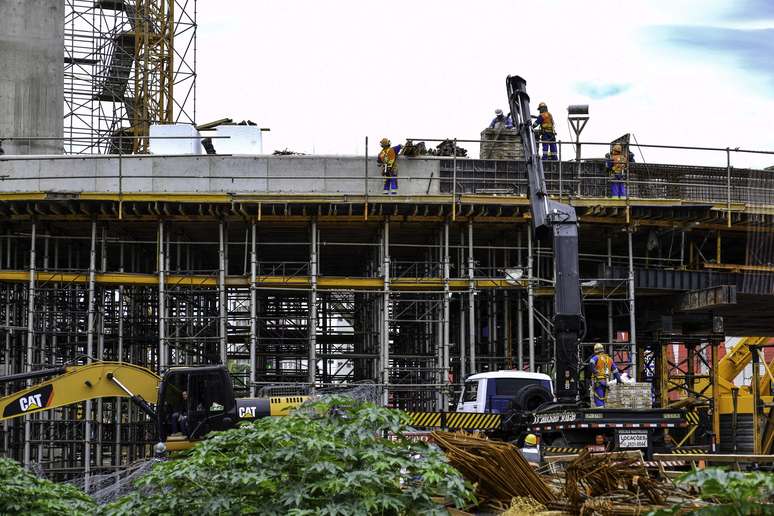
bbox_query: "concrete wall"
[0,155,442,195]
[0,0,64,155]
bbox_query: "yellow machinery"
[663,336,774,454]
[0,361,306,452]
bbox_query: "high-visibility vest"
[592,353,614,381]
[539,112,555,133]
[611,152,628,174]
[378,147,398,172]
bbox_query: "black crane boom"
[506,75,584,402]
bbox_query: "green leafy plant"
[649,467,774,515]
[0,457,97,515]
[103,396,475,515]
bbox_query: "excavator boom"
[0,362,160,421]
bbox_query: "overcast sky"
[195,0,773,168]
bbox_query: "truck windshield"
[462,381,478,402]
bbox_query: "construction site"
[1,1,774,513]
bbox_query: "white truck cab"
[457,371,555,414]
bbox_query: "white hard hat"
[494,108,503,115]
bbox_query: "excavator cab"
[157,365,237,442]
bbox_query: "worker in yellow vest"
[588,343,621,407]
[377,138,402,195]
[532,102,557,160]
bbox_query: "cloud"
[722,0,774,22]
[655,26,774,89]
[574,82,631,100]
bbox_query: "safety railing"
[0,135,772,208]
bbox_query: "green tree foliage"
[0,457,97,515]
[103,397,475,515]
[649,467,774,515]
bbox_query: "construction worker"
[377,138,402,195]
[489,108,513,129]
[606,143,632,198]
[520,433,541,463]
[588,343,621,407]
[532,102,557,160]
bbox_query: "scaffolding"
[64,0,196,154]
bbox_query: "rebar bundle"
[431,431,556,506]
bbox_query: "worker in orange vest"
[532,102,557,160]
[606,144,630,198]
[377,138,402,195]
[588,343,621,407]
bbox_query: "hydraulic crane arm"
[507,75,584,402]
[0,362,160,421]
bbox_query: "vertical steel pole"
[558,141,563,201]
[459,229,466,380]
[442,219,450,409]
[23,222,36,469]
[218,220,227,365]
[364,136,369,216]
[607,235,614,346]
[527,229,535,372]
[467,219,476,375]
[504,290,511,368]
[517,229,523,369]
[158,221,166,370]
[628,228,637,380]
[249,221,257,396]
[116,241,124,464]
[309,219,318,388]
[382,218,390,405]
[726,148,732,227]
[85,220,97,485]
[752,347,761,454]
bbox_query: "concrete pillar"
[527,229,535,372]
[0,0,64,154]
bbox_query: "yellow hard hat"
[594,343,605,353]
[612,144,623,153]
[524,434,538,446]
[380,138,390,148]
[538,102,547,111]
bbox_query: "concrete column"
[467,219,476,375]
[0,0,64,155]
[158,221,166,370]
[249,221,257,396]
[85,220,97,484]
[309,219,318,387]
[23,221,36,468]
[504,290,511,369]
[218,221,227,365]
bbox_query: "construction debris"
[431,431,555,506]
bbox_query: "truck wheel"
[515,384,553,411]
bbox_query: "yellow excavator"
[0,361,306,452]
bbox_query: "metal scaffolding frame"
[64,0,197,154]
[0,191,765,477]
